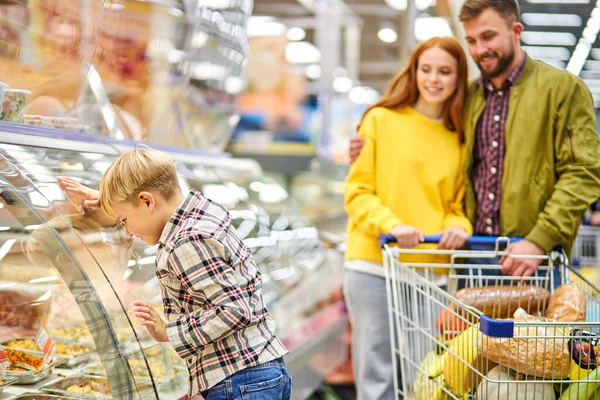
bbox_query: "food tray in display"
[2,347,64,384]
[0,377,17,394]
[40,375,153,399]
[13,395,71,400]
[83,360,185,384]
[2,338,95,368]
[6,364,58,384]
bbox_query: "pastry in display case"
[0,124,348,399]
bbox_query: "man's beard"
[476,45,515,79]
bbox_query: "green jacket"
[463,54,600,256]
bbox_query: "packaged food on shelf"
[0,288,53,330]
[3,338,95,367]
[0,89,30,122]
[455,285,550,319]
[3,348,62,384]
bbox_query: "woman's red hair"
[359,36,468,142]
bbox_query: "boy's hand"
[58,177,101,212]
[131,301,169,343]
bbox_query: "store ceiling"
[253,0,600,107]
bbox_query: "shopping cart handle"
[378,234,523,247]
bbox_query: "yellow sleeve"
[344,111,403,236]
[442,150,473,234]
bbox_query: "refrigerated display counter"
[0,122,347,399]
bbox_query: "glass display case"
[0,0,251,150]
[0,122,347,400]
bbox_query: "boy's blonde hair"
[100,148,180,218]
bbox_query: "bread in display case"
[0,124,348,399]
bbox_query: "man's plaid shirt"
[156,189,287,396]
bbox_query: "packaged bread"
[479,324,571,379]
[544,283,586,322]
[455,285,550,319]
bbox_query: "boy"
[59,148,290,400]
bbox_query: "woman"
[343,36,472,399]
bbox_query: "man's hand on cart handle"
[437,226,470,249]
[390,224,425,248]
[500,239,545,277]
[349,136,365,164]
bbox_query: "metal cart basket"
[380,234,600,400]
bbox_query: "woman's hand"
[438,226,470,249]
[390,224,424,248]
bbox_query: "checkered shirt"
[156,189,287,396]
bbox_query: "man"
[349,0,600,276]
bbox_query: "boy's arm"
[165,237,254,358]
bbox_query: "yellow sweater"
[344,106,472,267]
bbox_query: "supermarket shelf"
[229,142,316,175]
[283,300,349,400]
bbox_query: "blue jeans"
[201,358,291,400]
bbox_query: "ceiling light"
[522,13,582,26]
[521,31,576,46]
[591,49,600,60]
[306,64,322,79]
[333,76,353,93]
[0,239,15,262]
[287,27,306,41]
[224,76,245,94]
[377,27,398,43]
[567,5,600,75]
[521,46,570,60]
[247,16,286,37]
[585,60,600,70]
[349,86,368,104]
[415,0,435,10]
[414,16,452,42]
[286,41,321,64]
[384,0,407,10]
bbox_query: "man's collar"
[477,50,527,91]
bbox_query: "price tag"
[35,328,55,364]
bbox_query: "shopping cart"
[380,234,600,400]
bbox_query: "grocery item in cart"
[414,350,446,400]
[479,324,572,379]
[0,89,30,123]
[545,283,587,322]
[476,365,556,400]
[569,329,600,370]
[444,324,497,395]
[436,305,473,340]
[455,285,550,319]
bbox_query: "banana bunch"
[443,323,482,396]
[414,349,448,400]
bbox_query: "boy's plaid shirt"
[156,190,287,396]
